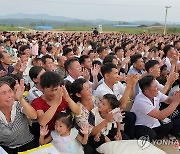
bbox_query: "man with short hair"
[42,54,55,71]
[96,46,108,63]
[128,54,145,75]
[64,57,98,90]
[95,62,139,139]
[0,51,14,76]
[63,47,74,59]
[55,55,67,79]
[131,75,180,141]
[145,60,178,94]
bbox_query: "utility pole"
[164,6,171,35]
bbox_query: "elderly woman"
[0,79,37,154]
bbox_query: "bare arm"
[62,86,80,115]
[148,101,179,121]
[36,104,59,126]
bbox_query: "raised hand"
[80,124,89,135]
[14,79,25,101]
[94,133,101,142]
[40,125,49,137]
[91,64,100,77]
[82,67,90,81]
[54,86,63,106]
[0,70,5,77]
[62,85,70,101]
[167,72,179,85]
[126,73,140,87]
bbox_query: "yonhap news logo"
[137,135,180,151]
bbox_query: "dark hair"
[72,46,79,53]
[41,54,54,64]
[4,38,10,43]
[114,46,123,54]
[56,112,75,129]
[0,51,6,60]
[145,60,159,72]
[64,57,79,72]
[63,48,73,56]
[103,94,119,109]
[101,62,117,77]
[97,46,106,54]
[19,45,30,53]
[40,71,62,89]
[103,55,117,64]
[71,78,87,102]
[79,55,90,65]
[92,60,102,66]
[0,76,16,90]
[29,66,44,82]
[160,64,167,72]
[174,40,180,46]
[139,75,155,92]
[163,45,173,57]
[32,57,43,65]
[46,46,53,52]
[130,54,142,65]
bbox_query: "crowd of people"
[0,30,180,154]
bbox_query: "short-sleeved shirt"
[95,81,125,102]
[131,91,168,128]
[28,86,43,104]
[31,97,68,131]
[0,63,14,75]
[91,107,112,136]
[51,128,84,154]
[0,101,33,148]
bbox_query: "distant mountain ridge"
[0,13,179,26]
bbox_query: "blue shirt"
[0,63,14,76]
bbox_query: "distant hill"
[0,13,179,26]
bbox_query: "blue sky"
[0,0,180,22]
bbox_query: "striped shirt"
[0,101,33,148]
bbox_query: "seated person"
[0,80,37,154]
[89,94,129,149]
[39,112,88,154]
[131,75,180,141]
[31,71,80,132]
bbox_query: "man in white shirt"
[163,45,178,72]
[95,62,139,139]
[145,60,178,94]
[64,57,98,90]
[131,75,180,141]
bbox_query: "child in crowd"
[89,94,128,149]
[39,112,88,154]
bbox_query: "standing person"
[0,80,37,154]
[39,112,88,154]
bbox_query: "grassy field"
[0,25,180,35]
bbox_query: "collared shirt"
[128,66,145,75]
[0,63,14,75]
[65,75,93,87]
[95,81,125,102]
[131,91,168,128]
[28,86,43,103]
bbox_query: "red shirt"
[31,97,68,131]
